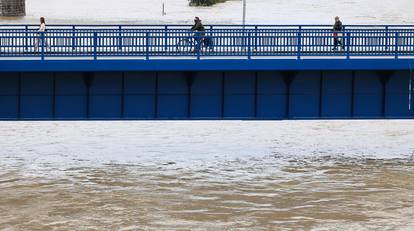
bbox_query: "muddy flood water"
[1,121,414,230]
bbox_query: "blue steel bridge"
[0,24,413,119]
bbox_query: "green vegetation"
[189,0,227,6]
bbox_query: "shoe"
[332,48,337,51]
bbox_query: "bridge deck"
[0,25,413,119]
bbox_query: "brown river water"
[1,121,414,230]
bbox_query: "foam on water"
[1,121,414,230]
[1,0,414,24]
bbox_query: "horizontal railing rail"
[0,26,413,60]
[2,24,414,30]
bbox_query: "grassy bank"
[189,0,227,6]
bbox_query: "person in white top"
[34,17,50,51]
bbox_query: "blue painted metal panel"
[158,72,188,118]
[191,72,222,118]
[354,71,382,117]
[90,72,122,118]
[0,96,18,118]
[0,73,19,95]
[1,59,414,73]
[20,73,53,118]
[386,71,413,117]
[90,95,122,118]
[224,72,255,118]
[124,96,155,118]
[20,96,53,118]
[0,69,413,120]
[124,72,156,118]
[290,72,321,118]
[55,96,86,119]
[321,71,353,118]
[0,73,19,118]
[90,72,123,95]
[257,72,286,118]
[55,72,87,94]
[55,73,87,118]
[21,73,53,95]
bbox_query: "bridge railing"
[0,27,413,60]
[1,24,414,31]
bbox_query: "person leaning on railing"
[332,16,345,51]
[34,17,50,52]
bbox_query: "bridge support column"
[254,72,258,118]
[121,72,125,119]
[17,73,22,119]
[154,72,159,119]
[0,0,25,16]
[282,72,295,119]
[319,71,324,118]
[83,72,94,119]
[378,71,393,118]
[221,72,225,118]
[52,73,56,119]
[185,72,195,118]
[351,71,355,118]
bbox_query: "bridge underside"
[0,66,413,120]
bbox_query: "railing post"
[146,32,150,60]
[118,25,122,50]
[93,32,98,60]
[164,25,168,50]
[41,32,45,61]
[197,32,201,60]
[72,25,76,50]
[297,27,302,59]
[347,32,351,59]
[385,25,389,51]
[24,25,28,51]
[254,25,258,51]
[247,32,252,59]
[395,32,399,59]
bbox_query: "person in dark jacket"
[332,16,345,51]
[191,17,206,36]
[191,17,207,52]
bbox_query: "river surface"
[1,121,414,230]
[1,0,414,25]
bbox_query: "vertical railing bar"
[118,25,122,51]
[297,26,302,59]
[247,32,251,59]
[146,32,150,60]
[93,32,97,60]
[24,25,28,51]
[395,32,399,59]
[72,25,76,50]
[254,25,258,51]
[41,32,45,61]
[197,32,201,60]
[347,32,351,59]
[164,25,168,50]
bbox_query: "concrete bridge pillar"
[0,0,25,16]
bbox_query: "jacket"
[333,21,343,32]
